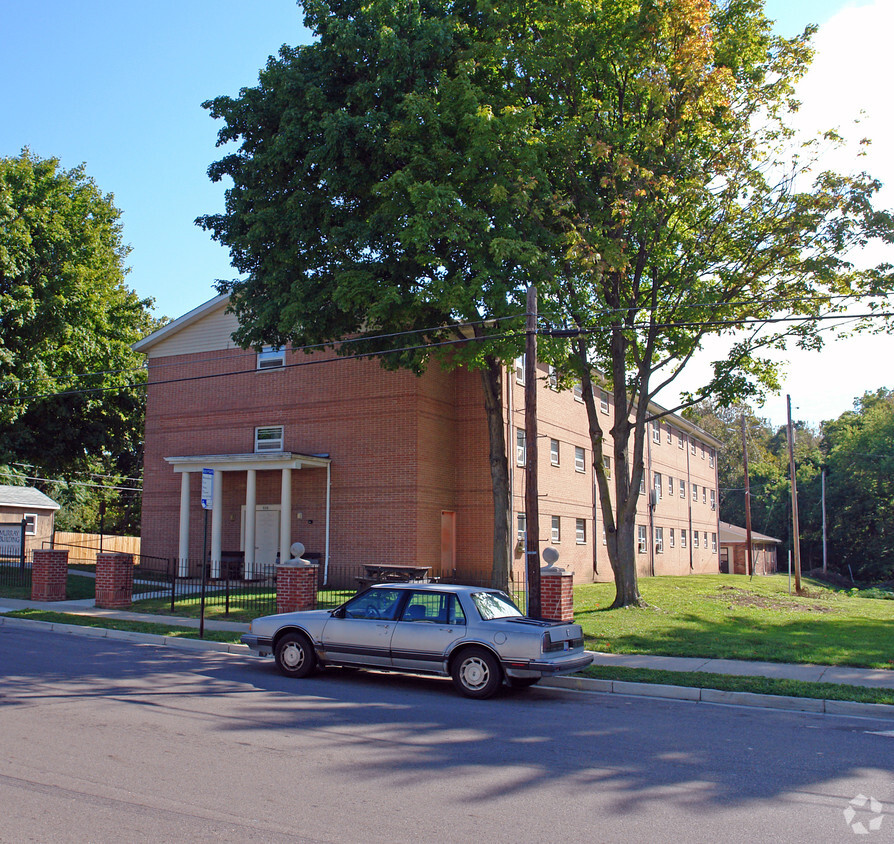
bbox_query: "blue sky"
[2,0,890,425]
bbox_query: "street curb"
[0,613,253,656]
[541,675,894,720]
[3,614,893,720]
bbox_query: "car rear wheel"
[451,647,502,699]
[274,632,317,678]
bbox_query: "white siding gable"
[137,296,242,358]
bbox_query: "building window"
[517,512,527,542]
[548,365,558,390]
[516,428,526,467]
[550,439,560,466]
[694,530,700,548]
[668,475,674,496]
[600,390,609,414]
[515,355,525,384]
[690,438,697,455]
[576,518,587,544]
[711,532,718,552]
[681,529,687,548]
[702,487,707,504]
[551,516,561,544]
[678,431,684,449]
[679,479,686,499]
[669,528,675,548]
[654,472,662,499]
[573,381,583,402]
[710,489,716,511]
[639,476,646,495]
[654,527,664,553]
[701,443,706,460]
[652,424,661,443]
[709,448,715,467]
[692,483,698,502]
[603,455,611,478]
[637,525,648,553]
[667,425,673,444]
[704,531,709,548]
[575,446,586,473]
[255,425,284,453]
[602,526,607,545]
[257,346,285,370]
[24,514,37,535]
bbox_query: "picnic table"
[356,564,432,589]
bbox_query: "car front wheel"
[274,632,317,678]
[451,647,502,699]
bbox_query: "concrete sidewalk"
[1,595,892,691]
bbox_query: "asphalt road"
[1,627,892,843]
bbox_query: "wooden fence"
[51,532,141,565]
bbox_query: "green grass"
[4,609,243,643]
[574,574,894,669]
[0,573,97,601]
[579,664,894,706]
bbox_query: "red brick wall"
[276,564,318,613]
[95,553,134,609]
[31,549,68,602]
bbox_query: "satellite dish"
[542,547,560,565]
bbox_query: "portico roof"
[164,452,331,473]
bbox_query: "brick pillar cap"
[541,564,569,575]
[276,561,318,568]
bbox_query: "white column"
[210,470,223,579]
[280,467,292,562]
[178,472,190,577]
[244,469,256,579]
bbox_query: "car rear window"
[471,591,523,620]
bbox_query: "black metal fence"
[0,551,31,593]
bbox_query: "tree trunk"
[480,358,511,591]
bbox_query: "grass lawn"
[574,574,894,669]
[578,665,894,706]
[4,609,243,643]
[0,574,96,602]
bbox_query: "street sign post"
[201,468,214,510]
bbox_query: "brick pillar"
[95,553,134,609]
[276,563,319,614]
[31,550,69,602]
[540,566,574,622]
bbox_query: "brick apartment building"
[136,294,721,583]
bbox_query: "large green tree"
[822,390,894,581]
[200,0,555,588]
[514,0,894,605]
[199,0,893,605]
[0,151,155,533]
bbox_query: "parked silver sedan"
[241,583,593,698]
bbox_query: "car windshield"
[471,591,523,620]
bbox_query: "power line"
[4,308,892,406]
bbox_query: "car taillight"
[542,633,564,653]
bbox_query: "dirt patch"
[713,585,835,613]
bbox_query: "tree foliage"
[0,151,156,533]
[198,0,893,603]
[517,0,894,605]
[686,392,894,583]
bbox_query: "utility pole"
[786,394,803,593]
[524,285,541,619]
[821,467,827,574]
[741,413,754,577]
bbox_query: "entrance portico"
[165,452,331,579]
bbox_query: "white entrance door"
[242,506,281,567]
[254,508,281,565]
